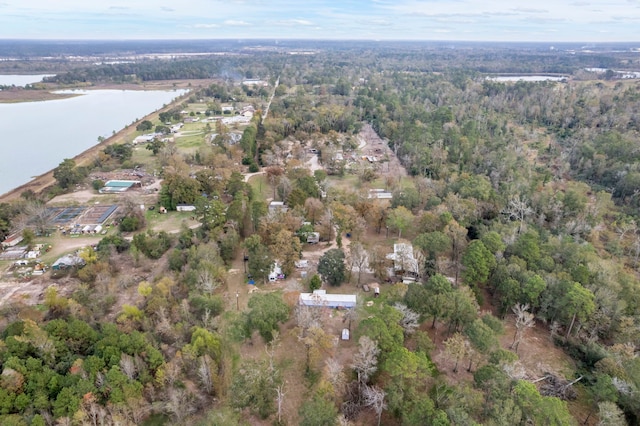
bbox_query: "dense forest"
[2,42,640,425]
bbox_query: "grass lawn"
[130,145,157,168]
[145,210,198,233]
[247,174,271,201]
[175,133,206,149]
[326,174,360,191]
[369,175,415,190]
[186,103,208,113]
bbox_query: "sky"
[1,0,639,42]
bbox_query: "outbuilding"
[176,204,197,212]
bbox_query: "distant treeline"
[43,60,223,84]
[29,43,635,84]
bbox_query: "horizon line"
[1,38,640,44]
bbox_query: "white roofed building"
[299,290,356,309]
[386,243,420,279]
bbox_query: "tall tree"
[386,206,414,238]
[318,248,346,286]
[444,333,467,373]
[363,385,387,426]
[351,336,380,391]
[349,242,369,286]
[243,235,274,283]
[511,303,535,354]
[461,240,496,287]
[562,282,595,338]
[53,158,83,189]
[244,292,290,342]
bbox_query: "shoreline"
[0,81,200,203]
[0,79,206,104]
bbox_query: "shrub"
[119,216,141,232]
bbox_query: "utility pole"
[236,291,239,311]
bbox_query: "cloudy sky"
[1,0,639,42]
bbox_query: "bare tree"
[127,396,150,425]
[83,393,107,426]
[597,401,626,426]
[275,382,287,424]
[350,336,380,391]
[615,218,637,244]
[295,304,322,332]
[119,353,137,380]
[265,331,280,375]
[393,303,420,335]
[511,303,535,354]
[337,415,354,426]
[299,326,334,374]
[162,359,182,387]
[504,195,534,234]
[325,357,347,397]
[343,307,359,332]
[368,245,390,281]
[16,201,52,236]
[265,166,285,199]
[195,261,223,293]
[164,387,197,423]
[443,333,467,373]
[362,384,387,426]
[304,197,325,225]
[155,306,176,342]
[349,242,369,286]
[197,355,214,394]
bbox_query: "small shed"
[341,329,350,340]
[306,232,320,244]
[299,290,357,309]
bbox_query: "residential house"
[386,243,420,281]
[299,290,357,309]
[268,201,288,214]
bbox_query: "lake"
[0,74,54,87]
[486,75,568,82]
[0,87,187,195]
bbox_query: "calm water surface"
[0,88,186,195]
[0,74,54,86]
[486,75,568,82]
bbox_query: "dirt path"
[358,123,407,178]
[262,75,279,123]
[45,236,101,259]
[243,171,265,183]
[0,280,32,305]
[306,153,322,172]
